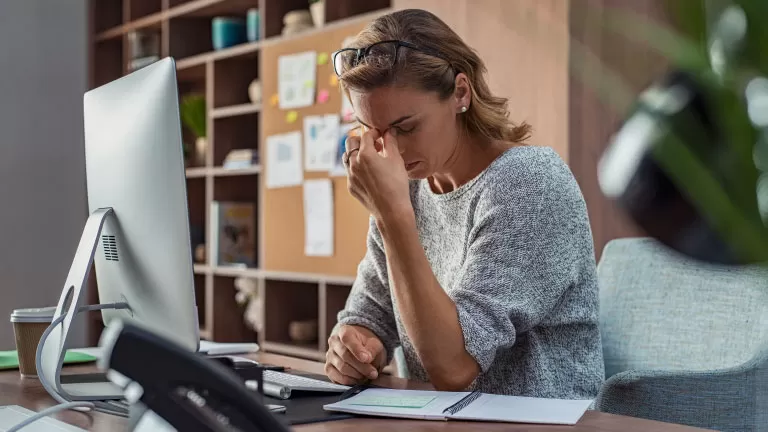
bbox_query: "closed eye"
[393,125,416,135]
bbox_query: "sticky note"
[286,111,298,123]
[317,52,329,65]
[269,93,279,107]
[317,89,330,104]
[329,74,339,87]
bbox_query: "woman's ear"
[453,73,471,113]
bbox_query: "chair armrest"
[595,347,768,431]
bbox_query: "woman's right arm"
[326,218,400,384]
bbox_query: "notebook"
[324,388,593,425]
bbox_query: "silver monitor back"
[83,58,198,352]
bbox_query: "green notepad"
[349,395,437,409]
[0,350,97,370]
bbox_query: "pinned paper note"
[341,93,355,123]
[286,111,298,123]
[317,89,330,104]
[266,131,303,189]
[304,114,340,171]
[317,52,329,65]
[329,74,339,87]
[330,122,358,177]
[279,51,317,109]
[269,93,279,107]
[303,179,334,256]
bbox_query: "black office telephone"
[99,320,291,432]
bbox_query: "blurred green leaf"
[180,94,206,139]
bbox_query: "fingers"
[325,348,364,380]
[330,334,379,379]
[359,128,382,156]
[324,361,358,386]
[338,326,372,363]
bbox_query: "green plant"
[572,0,768,263]
[180,94,206,139]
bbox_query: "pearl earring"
[460,106,468,113]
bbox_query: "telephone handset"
[99,320,290,432]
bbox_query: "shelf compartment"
[212,115,259,167]
[212,175,260,267]
[211,276,258,342]
[128,0,162,21]
[211,165,261,177]
[323,283,352,344]
[263,280,320,354]
[93,0,124,34]
[93,39,123,87]
[195,274,207,330]
[187,178,206,263]
[213,56,259,108]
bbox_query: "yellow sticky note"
[269,93,279,107]
[286,111,298,123]
[329,74,339,87]
[317,52,329,65]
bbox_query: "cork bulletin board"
[261,17,378,276]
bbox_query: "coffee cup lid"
[10,307,56,323]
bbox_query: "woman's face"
[349,82,463,179]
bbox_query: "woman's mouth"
[405,161,420,171]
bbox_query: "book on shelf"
[209,201,256,268]
[223,149,259,169]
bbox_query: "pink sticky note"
[317,89,330,104]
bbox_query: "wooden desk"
[0,353,705,431]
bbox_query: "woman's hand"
[325,325,387,385]
[344,128,413,224]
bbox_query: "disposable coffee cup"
[10,307,56,378]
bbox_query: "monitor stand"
[38,207,125,401]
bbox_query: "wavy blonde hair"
[339,9,531,144]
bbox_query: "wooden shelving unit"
[89,0,390,359]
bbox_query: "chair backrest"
[598,238,768,378]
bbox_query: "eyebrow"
[355,115,414,130]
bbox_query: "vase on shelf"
[310,0,325,28]
[194,137,207,166]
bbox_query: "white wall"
[0,0,88,348]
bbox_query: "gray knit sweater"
[338,145,604,398]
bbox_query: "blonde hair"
[340,9,531,144]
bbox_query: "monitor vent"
[102,235,119,262]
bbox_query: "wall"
[392,0,570,159]
[569,0,669,258]
[0,0,88,348]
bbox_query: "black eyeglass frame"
[332,40,449,77]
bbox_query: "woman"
[326,9,603,399]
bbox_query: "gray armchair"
[595,238,768,431]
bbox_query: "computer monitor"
[39,58,199,401]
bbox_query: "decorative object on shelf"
[246,8,260,42]
[210,201,256,267]
[234,277,263,333]
[180,94,207,166]
[248,79,262,105]
[212,17,246,51]
[289,319,318,344]
[281,10,313,37]
[223,149,259,169]
[309,0,325,28]
[269,93,279,107]
[127,30,160,71]
[195,244,207,264]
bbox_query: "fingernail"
[369,370,379,380]
[361,352,371,363]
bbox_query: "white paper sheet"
[304,114,340,171]
[303,179,334,256]
[330,122,358,177]
[278,51,317,109]
[450,393,593,425]
[266,131,303,189]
